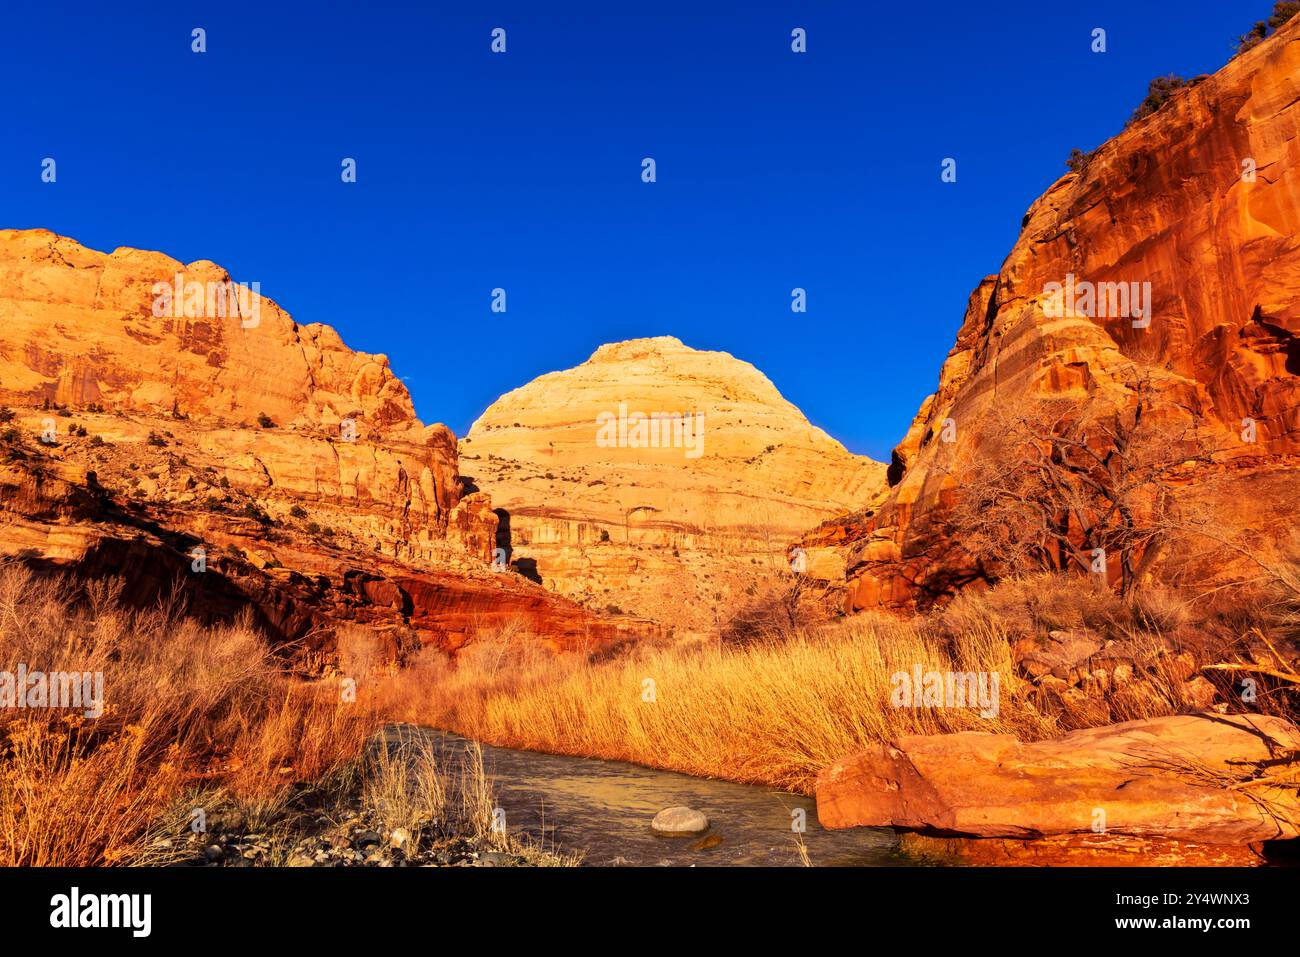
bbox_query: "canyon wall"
[805,17,1300,610]
[0,230,636,663]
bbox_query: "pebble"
[188,798,518,869]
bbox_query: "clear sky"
[3,1,1266,460]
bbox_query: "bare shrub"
[943,371,1222,595]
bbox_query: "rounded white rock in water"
[651,806,709,836]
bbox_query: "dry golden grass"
[363,731,447,843]
[378,613,1065,794]
[0,566,373,866]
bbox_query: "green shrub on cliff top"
[1066,148,1096,173]
[1129,74,1189,125]
[1236,1,1300,54]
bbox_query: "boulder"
[1016,630,1105,682]
[1183,676,1219,710]
[898,833,1270,867]
[651,806,710,836]
[816,714,1300,845]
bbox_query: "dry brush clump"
[941,372,1226,596]
[719,572,843,646]
[0,565,372,866]
[933,569,1300,729]
[1191,534,1300,721]
[355,728,577,865]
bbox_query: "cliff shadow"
[493,508,513,563]
[493,507,543,584]
[512,557,542,585]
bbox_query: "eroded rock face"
[0,230,471,563]
[809,18,1300,610]
[0,229,419,433]
[0,231,639,663]
[461,337,885,630]
[816,714,1300,845]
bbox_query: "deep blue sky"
[3,1,1264,459]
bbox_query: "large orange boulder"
[816,714,1300,845]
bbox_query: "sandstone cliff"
[0,230,636,663]
[807,16,1300,610]
[462,337,885,630]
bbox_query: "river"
[407,727,940,867]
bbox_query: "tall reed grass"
[378,613,1062,793]
[0,567,371,865]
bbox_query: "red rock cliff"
[811,17,1300,610]
[0,230,642,663]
